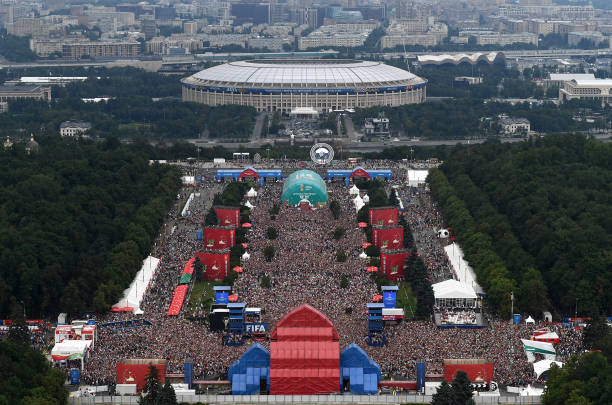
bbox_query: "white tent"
[519,385,544,397]
[525,316,535,324]
[349,185,360,196]
[112,256,160,313]
[534,332,559,340]
[444,243,484,295]
[246,187,257,197]
[522,339,556,362]
[533,360,563,379]
[51,340,92,370]
[432,279,477,299]
[242,251,250,260]
[244,200,254,209]
[181,193,194,217]
[362,194,370,204]
[354,199,365,212]
[406,169,429,187]
[359,251,368,259]
[353,195,364,206]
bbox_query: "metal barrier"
[68,393,542,404]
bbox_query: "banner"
[196,251,231,280]
[369,207,399,226]
[380,250,410,280]
[116,361,166,392]
[214,207,240,228]
[216,292,229,304]
[204,227,236,250]
[372,227,403,250]
[383,292,396,309]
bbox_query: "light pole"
[19,299,26,318]
[575,298,578,319]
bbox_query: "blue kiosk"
[224,302,246,346]
[215,167,282,187]
[381,286,398,308]
[213,286,231,304]
[366,303,385,347]
[340,344,382,394]
[327,167,392,186]
[228,343,270,395]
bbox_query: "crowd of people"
[80,162,584,389]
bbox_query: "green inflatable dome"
[282,170,328,206]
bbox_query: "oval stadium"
[181,59,427,113]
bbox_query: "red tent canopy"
[241,223,252,228]
[358,222,368,228]
[366,266,378,272]
[350,167,371,179]
[373,294,383,301]
[239,167,260,179]
[233,266,243,273]
[111,306,133,312]
[228,294,238,302]
[362,242,372,249]
[241,243,248,248]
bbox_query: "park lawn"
[187,281,215,312]
[396,282,417,320]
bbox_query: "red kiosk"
[372,226,404,250]
[269,304,340,395]
[380,249,411,280]
[369,207,399,226]
[195,250,231,280]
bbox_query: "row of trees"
[5,97,256,140]
[428,134,612,317]
[351,99,594,139]
[0,137,182,317]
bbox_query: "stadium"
[181,59,427,113]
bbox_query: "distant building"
[25,135,39,155]
[0,85,51,102]
[544,73,595,88]
[141,19,157,40]
[559,79,612,104]
[499,117,530,134]
[567,31,608,47]
[231,2,270,25]
[0,102,7,113]
[183,21,197,34]
[454,76,483,85]
[60,121,92,137]
[3,136,12,149]
[5,76,88,87]
[61,42,140,60]
[364,114,390,137]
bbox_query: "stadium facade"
[181,59,427,113]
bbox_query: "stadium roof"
[191,59,424,86]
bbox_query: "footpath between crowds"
[67,393,541,404]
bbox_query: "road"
[252,113,266,141]
[343,115,362,142]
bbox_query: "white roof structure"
[190,59,425,88]
[417,52,504,65]
[349,185,360,195]
[535,332,559,340]
[432,279,477,299]
[549,73,594,81]
[525,316,535,324]
[573,79,612,86]
[533,360,563,379]
[354,199,365,212]
[362,194,369,203]
[521,339,556,355]
[444,243,484,295]
[242,251,250,260]
[359,251,368,259]
[51,340,92,358]
[407,169,429,187]
[244,200,254,209]
[246,187,257,197]
[112,256,160,313]
[519,385,545,397]
[353,194,364,206]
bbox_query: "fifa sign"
[244,323,268,333]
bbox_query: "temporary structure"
[242,251,251,260]
[362,194,370,204]
[349,185,359,196]
[246,187,258,197]
[533,360,563,379]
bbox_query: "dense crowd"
[81,164,584,388]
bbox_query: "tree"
[340,274,349,289]
[157,380,177,405]
[432,380,455,405]
[263,245,275,262]
[329,200,341,219]
[260,274,271,288]
[451,371,475,405]
[204,207,218,225]
[543,352,611,405]
[336,249,347,262]
[140,365,162,405]
[333,226,345,240]
[193,256,204,282]
[518,267,549,315]
[266,227,278,240]
[7,299,29,345]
